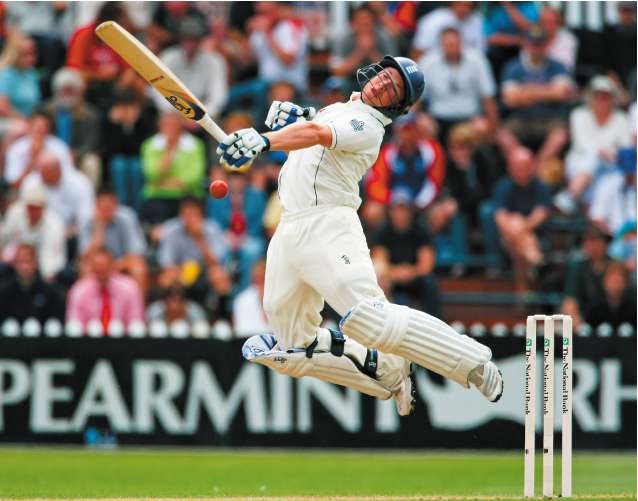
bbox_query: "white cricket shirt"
[277,97,391,213]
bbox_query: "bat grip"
[197,114,227,143]
[302,107,316,119]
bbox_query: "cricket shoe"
[375,357,415,416]
[468,361,503,402]
[392,361,416,416]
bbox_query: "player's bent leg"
[339,298,503,402]
[242,328,416,415]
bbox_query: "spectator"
[0,243,64,323]
[589,146,636,236]
[248,1,309,91]
[78,187,148,293]
[103,89,156,211]
[66,246,144,332]
[561,225,612,330]
[330,3,397,83]
[484,1,539,77]
[556,76,631,215]
[232,259,269,337]
[5,2,67,83]
[146,282,207,326]
[538,6,578,73]
[140,111,206,224]
[437,124,503,270]
[157,197,230,302]
[44,68,101,187]
[0,179,66,280]
[207,170,266,292]
[584,261,636,328]
[371,189,440,317]
[154,16,228,120]
[21,151,94,235]
[445,123,503,228]
[491,147,551,289]
[419,27,498,141]
[319,77,348,107]
[499,27,574,166]
[364,112,445,230]
[4,110,74,189]
[65,2,140,112]
[0,34,41,123]
[147,1,208,52]
[608,220,636,277]
[602,2,637,90]
[412,1,484,59]
[256,80,301,130]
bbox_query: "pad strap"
[328,329,345,357]
[305,336,319,358]
[362,349,379,378]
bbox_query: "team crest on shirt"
[350,119,364,132]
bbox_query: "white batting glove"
[216,128,270,170]
[265,101,316,131]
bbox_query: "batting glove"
[265,101,316,131]
[216,128,270,170]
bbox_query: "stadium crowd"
[0,1,635,336]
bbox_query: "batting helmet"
[356,55,425,119]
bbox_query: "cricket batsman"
[217,56,503,415]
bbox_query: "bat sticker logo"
[163,92,206,120]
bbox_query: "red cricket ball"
[209,180,229,199]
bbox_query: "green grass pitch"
[0,448,634,500]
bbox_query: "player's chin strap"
[242,329,391,400]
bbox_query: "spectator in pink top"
[66,247,144,333]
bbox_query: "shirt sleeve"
[492,179,509,211]
[477,53,496,97]
[157,227,178,267]
[77,220,92,255]
[124,280,145,324]
[412,13,436,52]
[121,209,147,256]
[327,116,381,153]
[0,69,12,98]
[204,53,228,118]
[40,213,66,279]
[4,140,26,183]
[562,258,583,300]
[535,181,552,209]
[501,60,521,90]
[274,21,306,56]
[65,27,91,70]
[65,283,85,324]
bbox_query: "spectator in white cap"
[21,151,95,236]
[0,178,66,280]
[555,75,632,214]
[44,67,102,187]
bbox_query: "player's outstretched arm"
[217,121,333,169]
[264,121,332,152]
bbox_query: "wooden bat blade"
[95,20,207,121]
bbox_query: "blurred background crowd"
[0,0,635,338]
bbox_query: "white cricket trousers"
[264,205,383,350]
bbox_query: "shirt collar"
[348,94,393,127]
[520,50,547,72]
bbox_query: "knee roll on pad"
[241,333,392,400]
[339,299,410,352]
[340,299,492,387]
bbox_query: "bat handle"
[302,107,316,119]
[197,114,227,143]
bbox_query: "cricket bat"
[95,21,227,143]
